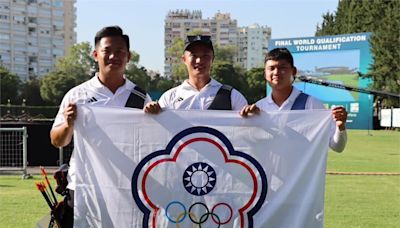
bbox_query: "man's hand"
[63,103,77,127]
[240,104,260,118]
[50,103,76,147]
[144,101,162,114]
[331,106,347,131]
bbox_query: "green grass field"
[0,130,399,227]
[324,130,400,228]
[327,130,400,173]
[323,73,360,100]
[325,175,400,228]
[0,175,55,227]
[324,73,359,88]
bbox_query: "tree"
[214,45,237,64]
[243,67,266,104]
[187,29,204,36]
[40,71,78,105]
[0,66,21,104]
[167,38,187,82]
[126,64,151,90]
[368,0,400,106]
[211,62,246,93]
[319,12,336,34]
[19,75,47,105]
[58,42,98,77]
[148,74,176,93]
[40,42,94,104]
[316,0,400,106]
[125,51,151,90]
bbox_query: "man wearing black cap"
[155,35,248,110]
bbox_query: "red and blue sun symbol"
[183,162,217,196]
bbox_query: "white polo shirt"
[52,74,152,190]
[256,87,347,152]
[255,87,325,111]
[158,79,248,110]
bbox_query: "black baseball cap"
[184,35,214,53]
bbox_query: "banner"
[73,106,333,228]
[269,32,373,129]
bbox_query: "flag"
[73,105,333,228]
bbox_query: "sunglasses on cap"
[186,35,212,43]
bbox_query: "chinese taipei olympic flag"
[73,105,333,228]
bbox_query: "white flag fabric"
[73,105,333,228]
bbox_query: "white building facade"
[238,24,271,70]
[0,0,76,81]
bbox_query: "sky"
[76,0,339,75]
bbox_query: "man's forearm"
[329,128,347,153]
[50,123,74,147]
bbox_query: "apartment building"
[164,10,238,77]
[238,24,271,70]
[0,0,76,81]
[164,10,271,77]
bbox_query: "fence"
[0,127,29,177]
[0,103,58,121]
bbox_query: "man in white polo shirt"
[240,48,347,152]
[50,26,157,225]
[155,35,248,110]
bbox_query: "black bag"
[50,164,73,228]
[53,164,69,196]
[49,198,73,228]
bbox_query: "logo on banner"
[132,126,268,228]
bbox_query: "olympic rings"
[165,201,186,223]
[164,201,233,226]
[211,202,233,225]
[200,212,220,228]
[188,202,209,224]
[176,212,198,228]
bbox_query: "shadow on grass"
[0,184,15,187]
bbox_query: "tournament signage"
[269,32,373,129]
[73,106,333,227]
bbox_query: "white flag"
[73,105,333,228]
